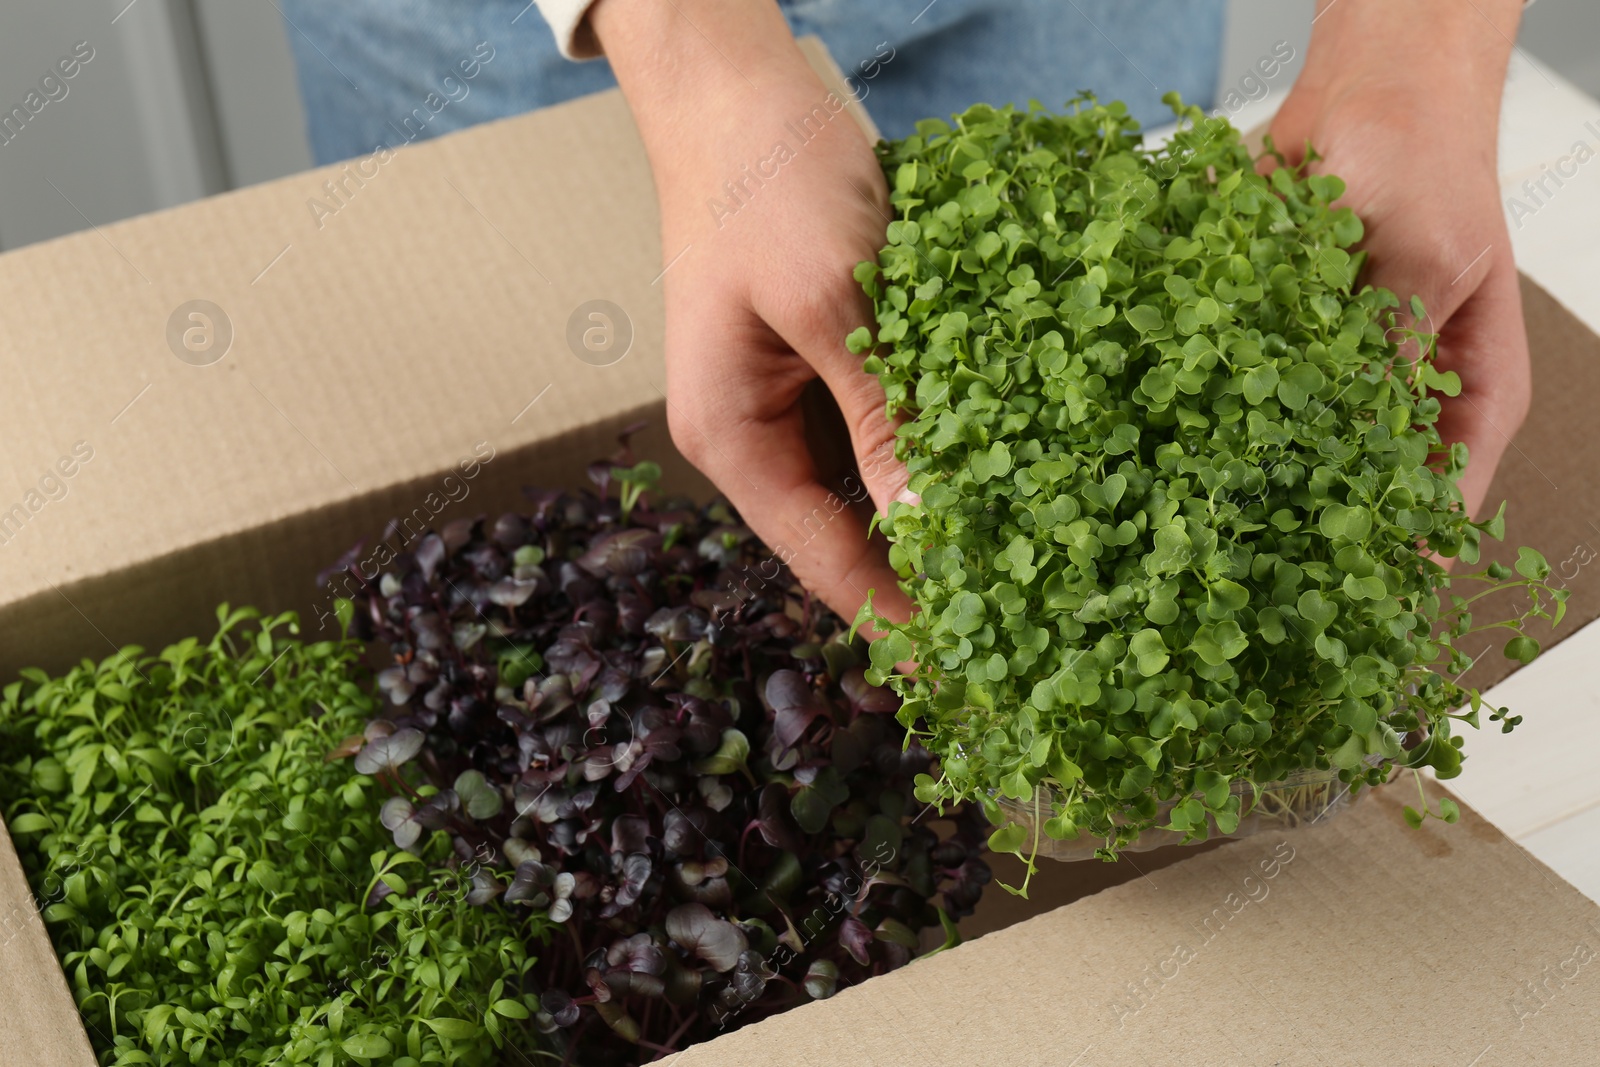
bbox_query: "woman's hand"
[1269,0,1528,517]
[594,0,912,625]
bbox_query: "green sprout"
[846,96,1565,890]
[613,460,662,522]
[0,605,545,1065]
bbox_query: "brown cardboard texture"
[668,782,1600,1066]
[1,37,1598,1063]
[0,817,94,1065]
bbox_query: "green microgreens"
[0,605,545,1065]
[845,95,1566,885]
[612,459,663,522]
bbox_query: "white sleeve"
[536,0,604,60]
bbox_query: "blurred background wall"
[0,0,1594,252]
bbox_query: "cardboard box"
[2,38,1598,1065]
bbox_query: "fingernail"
[894,487,921,507]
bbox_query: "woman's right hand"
[593,0,914,626]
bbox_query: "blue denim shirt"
[278,0,1225,165]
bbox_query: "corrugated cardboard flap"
[668,783,1600,1065]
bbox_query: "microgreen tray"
[996,765,1386,861]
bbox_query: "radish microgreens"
[336,453,992,1063]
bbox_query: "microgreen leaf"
[354,726,424,775]
[454,769,503,820]
[851,95,1560,859]
[666,903,748,972]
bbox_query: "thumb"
[817,345,917,518]
[760,273,916,520]
[1423,247,1531,518]
[1359,230,1489,344]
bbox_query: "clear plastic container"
[996,765,1380,861]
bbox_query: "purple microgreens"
[329,433,993,1062]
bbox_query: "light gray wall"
[1217,0,1600,105]
[0,0,306,252]
[1522,0,1600,99]
[0,0,1594,252]
[191,0,311,188]
[0,0,224,249]
[1216,0,1313,107]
